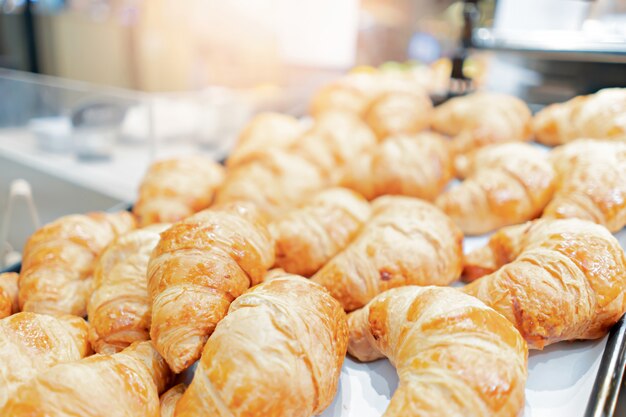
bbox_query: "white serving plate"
[320,229,626,417]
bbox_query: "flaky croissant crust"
[88,224,170,354]
[0,312,92,408]
[312,196,463,311]
[533,88,626,145]
[543,139,626,232]
[437,143,556,235]
[348,286,528,417]
[463,218,626,349]
[148,204,274,373]
[269,187,371,276]
[133,156,225,227]
[19,211,136,316]
[175,275,348,417]
[0,341,171,417]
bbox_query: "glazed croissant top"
[310,82,370,117]
[88,223,170,354]
[215,149,326,220]
[348,286,528,417]
[310,64,449,117]
[341,132,453,201]
[226,112,303,167]
[363,90,433,139]
[0,312,91,408]
[310,72,433,140]
[431,92,532,154]
[312,196,463,311]
[19,211,136,316]
[174,275,348,417]
[133,156,225,227]
[0,341,172,417]
[543,139,626,232]
[533,88,626,145]
[463,218,626,349]
[0,272,19,319]
[269,187,371,276]
[148,203,275,373]
[437,143,556,235]
[290,111,378,183]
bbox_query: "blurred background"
[0,0,625,265]
[1,0,625,109]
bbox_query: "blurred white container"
[28,117,73,153]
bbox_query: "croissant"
[174,274,348,417]
[463,218,626,349]
[431,92,532,154]
[312,196,463,311]
[436,143,556,235]
[0,312,91,408]
[363,91,433,139]
[148,203,274,373]
[310,65,446,118]
[341,132,453,201]
[0,272,19,318]
[533,88,626,145]
[348,286,527,417]
[19,211,136,316]
[226,112,304,167]
[133,156,225,227]
[269,187,371,276]
[88,223,170,354]
[215,149,326,220]
[0,341,171,417]
[291,111,378,183]
[543,139,626,232]
[160,384,186,417]
[310,82,369,118]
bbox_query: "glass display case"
[0,68,255,266]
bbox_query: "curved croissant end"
[463,218,626,349]
[348,286,528,417]
[148,204,274,373]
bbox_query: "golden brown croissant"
[269,187,371,276]
[133,156,225,227]
[160,384,186,417]
[463,218,626,349]
[312,196,463,311]
[311,73,433,141]
[0,272,19,318]
[363,91,433,139]
[19,211,136,316]
[291,111,378,183]
[174,275,348,417]
[226,112,304,167]
[88,223,170,354]
[431,92,532,154]
[436,143,556,235]
[341,132,453,201]
[348,286,527,417]
[215,149,326,220]
[543,139,626,232]
[148,203,274,373]
[0,341,171,417]
[533,88,626,145]
[0,312,91,408]
[310,82,370,118]
[310,66,446,119]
